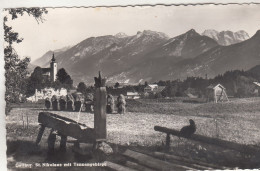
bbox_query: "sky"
[5,4,260,61]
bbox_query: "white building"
[144,84,159,93]
[26,87,67,102]
[126,92,141,99]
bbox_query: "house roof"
[157,86,166,92]
[127,92,140,96]
[145,84,158,89]
[253,82,260,87]
[207,83,225,89]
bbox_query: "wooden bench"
[154,126,260,155]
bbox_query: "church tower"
[50,53,57,82]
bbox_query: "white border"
[1,1,260,171]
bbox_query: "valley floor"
[5,97,260,170]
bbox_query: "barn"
[253,82,260,96]
[206,84,229,103]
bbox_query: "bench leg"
[166,133,170,150]
[74,141,80,148]
[36,124,45,145]
[60,135,67,152]
[48,129,56,154]
[93,141,101,150]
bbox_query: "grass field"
[6,97,260,169]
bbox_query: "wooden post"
[36,124,45,145]
[166,133,170,150]
[93,72,107,143]
[22,114,24,129]
[48,129,56,154]
[60,134,67,152]
[94,87,107,141]
[26,115,28,129]
[74,141,80,148]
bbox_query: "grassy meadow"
[5,97,260,169]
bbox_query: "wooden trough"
[154,126,260,155]
[37,112,94,143]
[36,112,95,152]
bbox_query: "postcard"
[3,3,260,170]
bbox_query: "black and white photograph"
[3,3,260,170]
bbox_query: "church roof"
[51,53,56,62]
[42,68,51,73]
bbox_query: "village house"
[27,87,68,102]
[126,92,141,99]
[144,84,158,93]
[144,84,165,94]
[206,83,229,103]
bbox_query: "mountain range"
[32,29,260,85]
[202,29,249,46]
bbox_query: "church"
[42,53,58,82]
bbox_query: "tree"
[56,68,73,89]
[77,82,87,94]
[114,82,120,88]
[4,8,48,110]
[26,66,51,96]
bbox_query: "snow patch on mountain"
[202,29,250,46]
[115,32,128,38]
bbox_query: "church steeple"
[51,53,56,62]
[50,53,57,82]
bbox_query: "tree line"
[74,69,260,99]
[157,70,259,98]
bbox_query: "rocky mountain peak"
[253,30,260,37]
[137,31,142,35]
[115,32,128,38]
[202,29,219,41]
[188,29,196,33]
[135,30,169,39]
[203,29,219,34]
[202,29,250,46]
[185,29,200,37]
[235,30,248,35]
